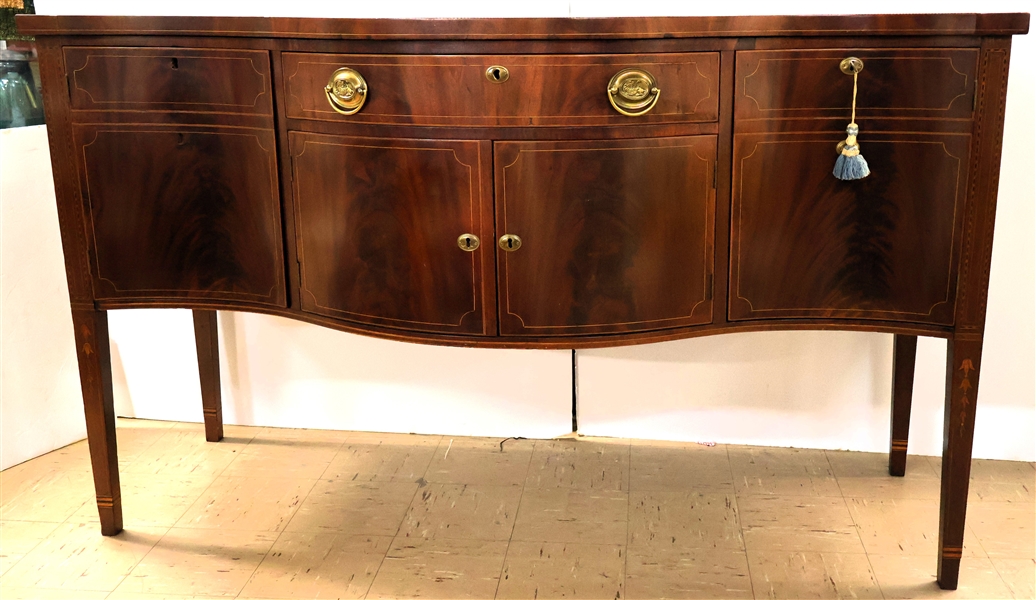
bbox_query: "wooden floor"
[0,419,1033,599]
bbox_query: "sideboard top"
[17,13,1030,40]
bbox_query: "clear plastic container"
[0,40,45,129]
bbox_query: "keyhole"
[499,234,520,251]
[486,66,508,83]
[465,237,472,248]
[170,57,179,69]
[177,132,187,145]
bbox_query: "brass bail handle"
[607,68,660,117]
[325,67,368,115]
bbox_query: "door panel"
[291,133,494,335]
[730,133,970,324]
[496,136,716,336]
[73,124,285,306]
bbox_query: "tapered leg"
[889,334,918,476]
[70,308,123,536]
[937,335,982,590]
[192,310,223,442]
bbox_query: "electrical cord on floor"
[499,436,527,451]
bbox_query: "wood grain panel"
[730,133,970,324]
[65,47,272,114]
[497,136,716,336]
[73,124,285,305]
[284,53,718,126]
[737,49,978,120]
[291,133,493,335]
[17,13,1031,40]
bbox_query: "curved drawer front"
[284,52,719,126]
[729,132,970,325]
[65,47,272,115]
[736,48,979,121]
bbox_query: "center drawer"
[283,52,719,126]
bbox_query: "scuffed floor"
[1,418,1033,599]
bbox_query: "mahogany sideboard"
[17,12,1029,590]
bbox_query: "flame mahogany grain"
[17,13,1027,591]
[290,133,494,335]
[495,136,716,335]
[283,52,719,127]
[64,46,273,115]
[72,124,286,306]
[730,133,970,324]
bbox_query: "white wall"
[17,0,1034,463]
[109,310,573,439]
[0,125,87,470]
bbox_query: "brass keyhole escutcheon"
[457,233,480,252]
[839,57,864,75]
[325,67,369,115]
[498,234,522,252]
[486,65,509,83]
[607,68,660,117]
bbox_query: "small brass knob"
[457,233,480,252]
[325,67,368,115]
[607,68,660,117]
[498,234,522,252]
[839,57,864,75]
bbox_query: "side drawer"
[736,48,978,121]
[284,52,719,126]
[64,47,272,115]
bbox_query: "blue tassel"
[833,123,870,181]
[833,147,870,180]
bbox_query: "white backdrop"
[1,126,87,470]
[8,0,1032,467]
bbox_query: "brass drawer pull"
[498,234,522,252]
[457,233,480,251]
[325,67,368,115]
[607,68,660,117]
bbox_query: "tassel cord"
[851,70,858,125]
[833,60,870,181]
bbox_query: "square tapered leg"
[71,307,122,536]
[889,334,917,476]
[937,335,982,590]
[192,309,223,442]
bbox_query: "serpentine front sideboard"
[17,12,1029,590]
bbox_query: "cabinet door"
[73,124,285,306]
[496,136,716,336]
[291,134,494,335]
[730,133,970,324]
